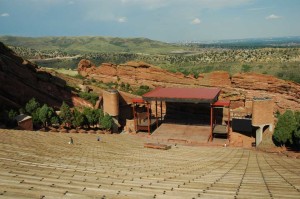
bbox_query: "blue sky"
[0,0,300,42]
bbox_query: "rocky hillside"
[0,42,91,109]
[78,60,300,112]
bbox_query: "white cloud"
[117,17,127,23]
[1,13,10,17]
[191,18,201,25]
[68,1,75,5]
[266,14,281,20]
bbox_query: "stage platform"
[150,123,211,144]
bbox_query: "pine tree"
[38,104,55,127]
[72,108,85,128]
[25,98,41,127]
[59,102,72,127]
[25,98,40,115]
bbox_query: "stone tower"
[252,97,274,146]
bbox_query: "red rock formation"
[231,73,300,112]
[208,71,231,87]
[78,60,300,112]
[0,42,92,109]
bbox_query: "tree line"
[0,98,113,131]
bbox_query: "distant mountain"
[1,35,299,56]
[184,36,300,48]
[0,36,181,54]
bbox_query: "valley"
[2,36,300,83]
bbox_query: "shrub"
[241,65,251,72]
[277,72,284,78]
[178,68,189,76]
[50,115,60,126]
[193,72,199,79]
[134,85,151,96]
[8,109,18,121]
[78,92,99,106]
[106,81,118,89]
[119,82,132,92]
[73,74,84,79]
[6,109,18,128]
[273,110,297,146]
[294,111,300,141]
[167,68,178,73]
[83,107,103,128]
[100,113,113,130]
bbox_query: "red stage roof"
[132,98,144,103]
[212,100,230,107]
[143,87,221,103]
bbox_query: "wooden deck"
[0,129,299,199]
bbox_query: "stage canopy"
[142,87,221,103]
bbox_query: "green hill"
[0,35,182,54]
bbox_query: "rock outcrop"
[231,73,300,112]
[78,60,300,112]
[0,42,92,109]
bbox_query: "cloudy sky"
[0,0,299,42]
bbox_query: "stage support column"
[210,104,213,142]
[155,100,158,128]
[227,104,230,141]
[147,102,150,135]
[133,103,137,132]
[160,101,163,123]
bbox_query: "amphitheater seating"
[0,129,299,198]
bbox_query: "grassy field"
[44,67,79,76]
